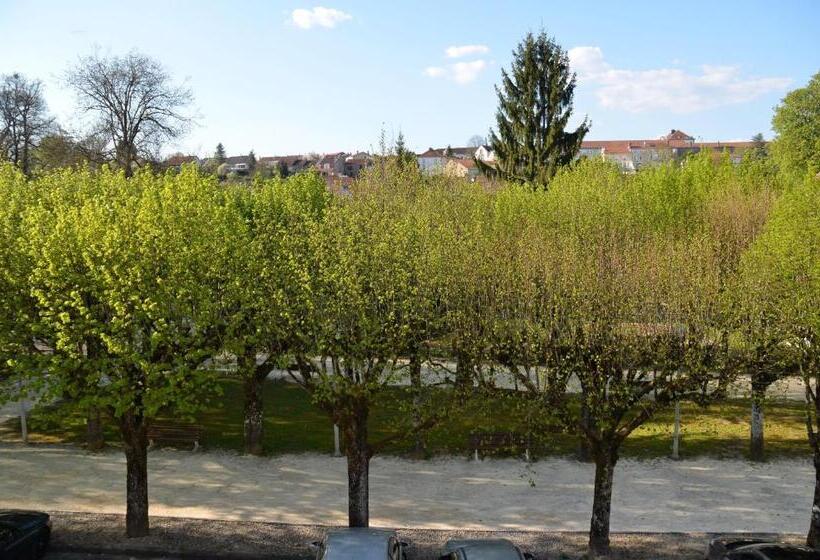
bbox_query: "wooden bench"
[469,431,531,461]
[147,421,204,451]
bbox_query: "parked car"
[310,528,406,560]
[706,538,820,559]
[0,510,50,560]
[439,538,534,560]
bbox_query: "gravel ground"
[45,512,806,560]
[1,443,812,533]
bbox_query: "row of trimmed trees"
[0,153,817,557]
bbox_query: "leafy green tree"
[248,150,257,174]
[23,167,228,537]
[479,30,589,188]
[771,72,820,180]
[739,175,820,547]
[0,164,40,401]
[288,171,449,527]
[219,173,329,455]
[477,157,769,557]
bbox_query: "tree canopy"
[771,72,820,180]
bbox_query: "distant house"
[417,148,446,173]
[578,129,758,172]
[444,158,480,181]
[344,152,373,178]
[258,155,316,176]
[225,155,252,174]
[316,152,348,175]
[418,146,494,175]
[417,146,483,174]
[474,145,495,163]
[163,154,200,170]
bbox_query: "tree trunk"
[239,349,267,456]
[344,403,371,527]
[243,371,266,456]
[455,351,472,399]
[577,399,593,462]
[86,408,105,451]
[750,380,766,462]
[808,451,820,549]
[589,447,618,558]
[409,349,425,456]
[120,411,149,537]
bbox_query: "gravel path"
[0,443,813,534]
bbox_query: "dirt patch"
[48,512,806,560]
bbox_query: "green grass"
[1,377,811,460]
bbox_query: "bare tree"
[66,51,193,177]
[467,134,486,147]
[0,73,53,175]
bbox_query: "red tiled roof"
[418,148,443,157]
[448,157,477,168]
[581,134,760,155]
[419,146,476,158]
[164,155,198,166]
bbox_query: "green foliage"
[771,72,820,181]
[393,131,418,171]
[482,30,589,189]
[15,166,229,419]
[0,164,39,390]
[214,142,226,164]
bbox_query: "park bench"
[147,421,204,451]
[469,431,531,461]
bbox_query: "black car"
[0,510,50,560]
[439,538,535,560]
[706,538,820,560]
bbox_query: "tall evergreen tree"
[248,150,257,174]
[750,132,768,160]
[479,31,589,189]
[214,142,226,164]
[394,131,417,170]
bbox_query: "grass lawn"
[1,377,811,460]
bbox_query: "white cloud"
[424,60,488,84]
[451,60,488,84]
[291,7,352,29]
[445,44,490,58]
[568,46,791,113]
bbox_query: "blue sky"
[1,0,817,157]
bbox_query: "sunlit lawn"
[1,377,810,460]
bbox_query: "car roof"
[0,511,49,533]
[731,543,820,560]
[444,539,523,560]
[325,528,395,560]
